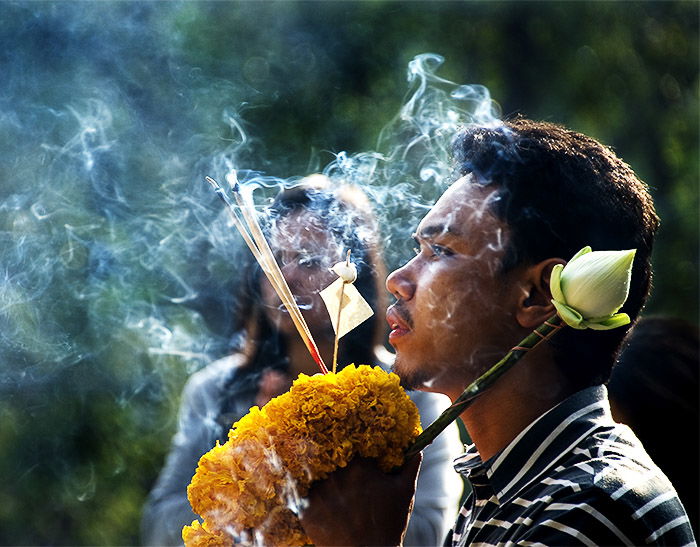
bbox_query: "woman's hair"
[232,175,387,373]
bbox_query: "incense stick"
[331,250,351,374]
[206,174,328,374]
[232,182,327,372]
[205,177,262,264]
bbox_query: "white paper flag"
[320,277,374,339]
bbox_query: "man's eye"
[413,243,452,259]
[429,244,453,258]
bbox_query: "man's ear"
[515,258,567,329]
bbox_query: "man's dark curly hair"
[453,117,659,390]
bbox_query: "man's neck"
[458,346,573,462]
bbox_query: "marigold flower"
[183,364,421,546]
[181,519,229,547]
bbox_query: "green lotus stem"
[404,314,564,459]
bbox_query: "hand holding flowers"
[183,365,421,546]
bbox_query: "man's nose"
[386,262,415,301]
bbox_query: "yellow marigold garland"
[183,364,421,546]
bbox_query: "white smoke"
[0,3,500,541]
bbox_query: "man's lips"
[386,304,412,343]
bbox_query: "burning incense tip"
[225,170,240,191]
[205,176,234,209]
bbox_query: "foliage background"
[0,1,697,544]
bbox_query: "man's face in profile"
[386,176,524,400]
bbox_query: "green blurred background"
[0,1,697,544]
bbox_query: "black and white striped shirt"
[447,386,695,546]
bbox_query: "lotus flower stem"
[405,314,564,459]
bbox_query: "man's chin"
[391,361,431,392]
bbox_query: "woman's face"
[260,209,345,338]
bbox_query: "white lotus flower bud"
[550,246,636,330]
[331,261,357,283]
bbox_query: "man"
[300,118,695,545]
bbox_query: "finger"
[402,451,423,478]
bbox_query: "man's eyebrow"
[415,223,456,240]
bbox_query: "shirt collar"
[454,443,483,475]
[454,385,613,504]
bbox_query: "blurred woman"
[609,315,699,537]
[141,176,463,545]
